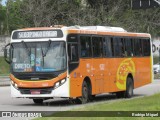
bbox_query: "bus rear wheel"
[116,77,133,98]
[33,99,43,104]
[125,77,134,98]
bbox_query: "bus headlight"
[55,82,60,88]
[11,81,14,85]
[15,83,18,89]
[11,81,18,90]
[61,79,65,84]
[54,79,66,89]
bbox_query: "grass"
[35,93,160,120]
[0,56,10,75]
[153,56,159,64]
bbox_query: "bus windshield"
[11,41,66,73]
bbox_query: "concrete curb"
[0,76,10,86]
[0,82,10,86]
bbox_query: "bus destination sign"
[12,30,63,39]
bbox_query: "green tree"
[20,0,82,27]
[6,0,28,34]
[0,1,7,35]
[1,0,160,36]
[85,0,160,36]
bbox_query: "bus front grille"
[18,87,53,94]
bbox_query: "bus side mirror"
[4,43,11,64]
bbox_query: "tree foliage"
[0,0,159,36]
[0,1,7,35]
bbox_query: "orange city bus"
[4,25,153,104]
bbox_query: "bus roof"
[15,25,151,38]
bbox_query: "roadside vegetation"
[0,56,9,75]
[35,93,160,119]
[0,0,160,36]
[153,56,159,64]
[153,56,160,79]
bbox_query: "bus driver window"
[68,44,78,62]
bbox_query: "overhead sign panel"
[12,30,63,39]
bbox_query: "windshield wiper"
[41,39,52,67]
[21,41,31,56]
[42,39,52,57]
[41,45,45,67]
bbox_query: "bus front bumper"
[11,79,70,98]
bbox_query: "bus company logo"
[99,64,105,70]
[116,58,135,90]
[86,63,90,69]
[2,112,11,117]
[1,112,42,118]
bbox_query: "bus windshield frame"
[10,41,67,73]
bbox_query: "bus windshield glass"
[11,41,66,72]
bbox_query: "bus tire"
[125,77,134,98]
[77,81,89,104]
[33,99,43,104]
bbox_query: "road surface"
[0,80,160,112]
[0,80,159,119]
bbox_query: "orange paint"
[67,28,152,97]
[69,57,152,97]
[10,26,152,98]
[68,30,150,38]
[10,72,67,88]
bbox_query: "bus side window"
[134,39,143,56]
[103,37,112,57]
[125,38,133,57]
[130,39,134,56]
[113,37,122,57]
[92,37,103,57]
[134,39,138,56]
[111,38,115,57]
[120,38,126,57]
[140,39,143,56]
[80,36,92,58]
[142,39,150,56]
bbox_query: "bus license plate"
[30,90,41,94]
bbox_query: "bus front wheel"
[33,99,43,104]
[76,81,89,104]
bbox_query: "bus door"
[67,34,80,96]
[80,35,95,93]
[92,36,104,94]
[67,34,79,72]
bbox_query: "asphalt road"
[0,80,160,112]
